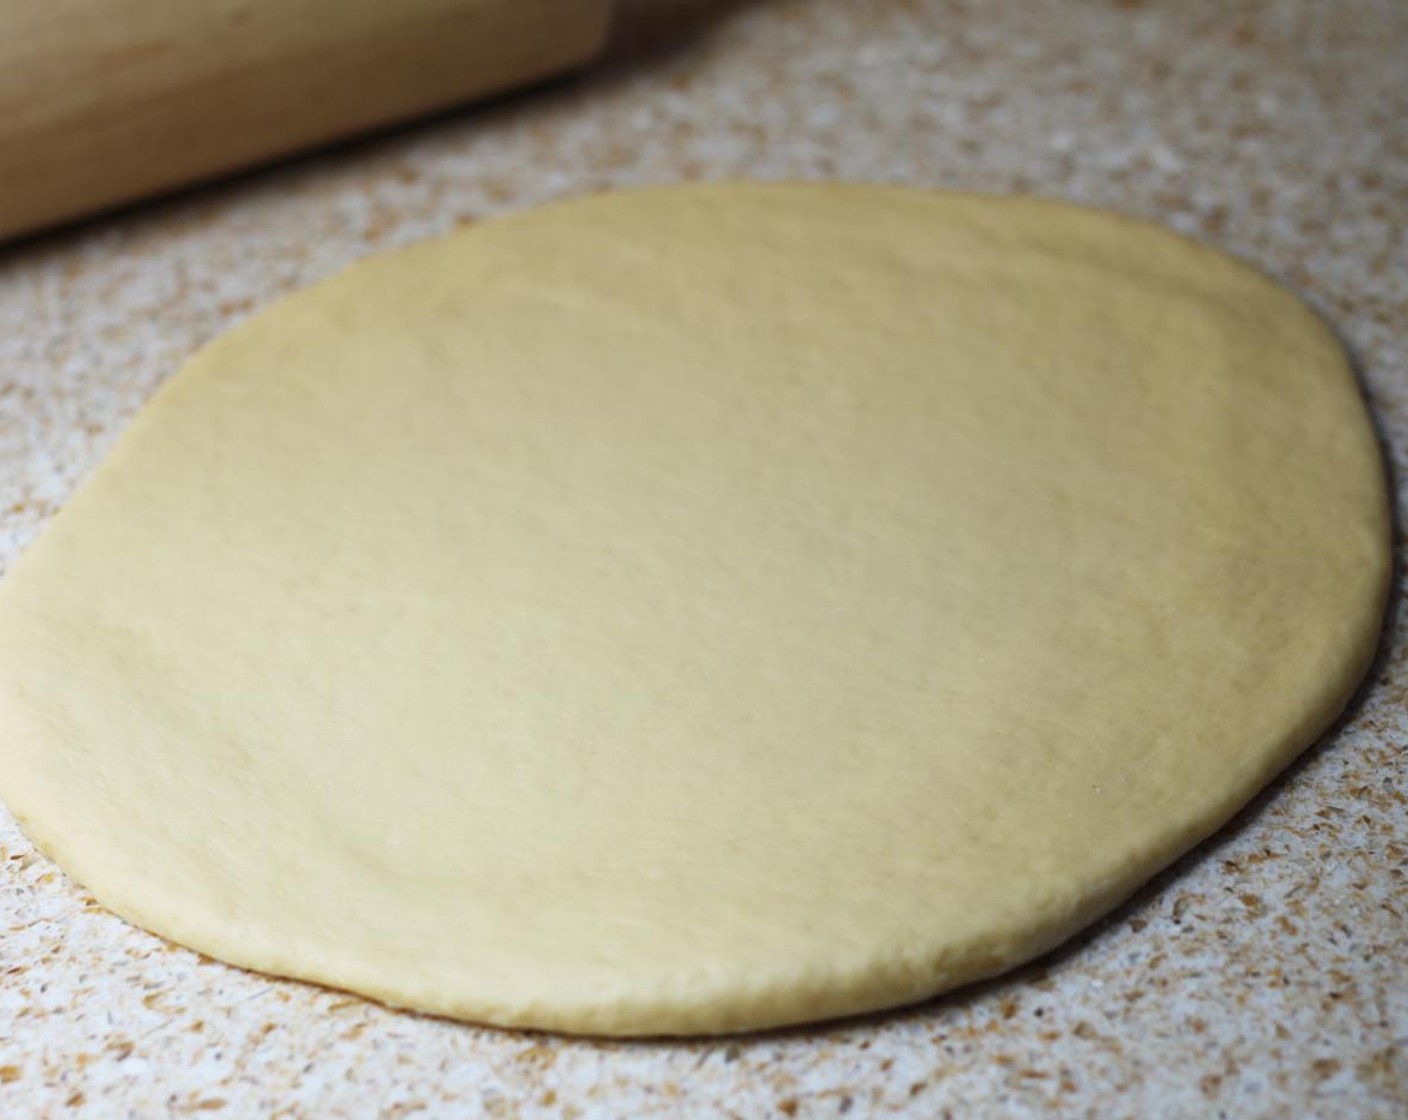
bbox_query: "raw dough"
[0,183,1388,1035]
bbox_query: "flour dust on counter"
[0,182,1389,1036]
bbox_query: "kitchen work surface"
[1,0,1405,1115]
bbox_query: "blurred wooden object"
[0,0,614,242]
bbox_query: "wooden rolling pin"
[0,0,615,242]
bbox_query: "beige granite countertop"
[2,1,1406,1116]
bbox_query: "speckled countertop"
[1,1,1406,1116]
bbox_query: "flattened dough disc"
[0,183,1389,1035]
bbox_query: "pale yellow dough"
[0,183,1389,1035]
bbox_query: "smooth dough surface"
[0,183,1389,1035]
